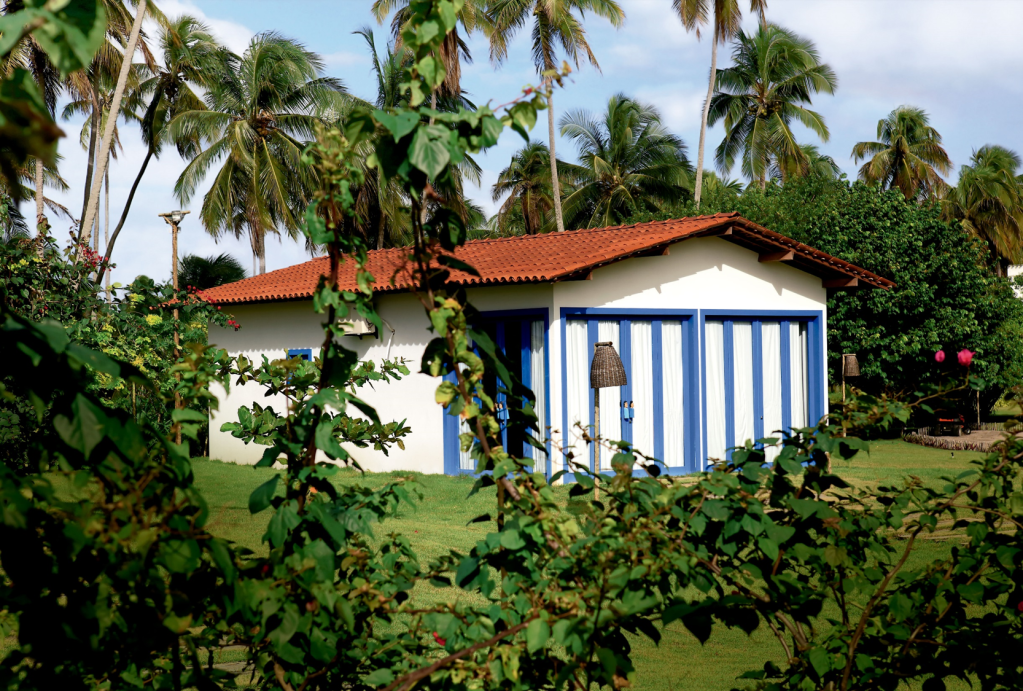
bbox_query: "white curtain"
[705,321,726,465]
[565,320,590,471]
[631,321,654,461]
[661,321,684,467]
[790,321,809,428]
[530,320,546,474]
[596,320,621,470]
[761,322,783,462]
[458,337,474,470]
[733,322,755,452]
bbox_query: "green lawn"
[193,439,986,690]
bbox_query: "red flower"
[934,350,945,363]
[1017,601,1023,612]
[957,349,974,367]
[432,632,446,646]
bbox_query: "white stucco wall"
[209,237,827,475]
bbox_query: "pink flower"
[957,349,974,367]
[935,350,946,363]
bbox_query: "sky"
[45,0,1023,288]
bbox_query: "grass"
[192,439,989,690]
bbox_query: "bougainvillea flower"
[935,350,946,363]
[958,349,974,367]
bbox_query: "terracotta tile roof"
[202,213,894,305]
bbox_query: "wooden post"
[841,355,846,438]
[593,387,600,502]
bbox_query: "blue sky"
[48,0,1023,286]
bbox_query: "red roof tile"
[202,213,894,305]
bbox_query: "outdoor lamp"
[159,209,191,445]
[590,341,627,499]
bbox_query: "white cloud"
[158,0,255,54]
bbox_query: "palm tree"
[674,0,766,209]
[487,0,625,233]
[851,106,951,201]
[491,140,569,235]
[940,145,1023,273]
[171,33,347,274]
[771,143,842,182]
[708,24,837,190]
[178,252,247,290]
[96,16,229,284]
[559,94,691,229]
[81,0,168,248]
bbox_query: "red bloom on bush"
[432,632,446,646]
[935,350,945,363]
[957,349,974,367]
[1017,601,1023,612]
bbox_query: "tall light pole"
[159,210,190,445]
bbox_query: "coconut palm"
[171,32,348,274]
[492,140,573,235]
[674,0,766,209]
[940,145,1023,272]
[96,16,229,284]
[851,106,951,201]
[559,94,691,229]
[707,24,837,190]
[771,143,842,182]
[178,252,247,290]
[487,0,625,233]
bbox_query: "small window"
[287,348,312,362]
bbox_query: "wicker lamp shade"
[591,342,627,389]
[843,353,860,377]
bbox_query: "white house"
[203,212,892,479]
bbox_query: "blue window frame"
[288,348,312,361]
[442,309,551,477]
[559,308,700,483]
[699,310,824,465]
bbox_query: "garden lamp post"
[590,341,627,501]
[159,210,190,445]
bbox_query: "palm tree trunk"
[376,172,386,250]
[258,231,266,274]
[104,168,111,302]
[95,146,154,285]
[547,78,565,233]
[81,0,148,249]
[694,36,718,210]
[78,90,100,237]
[34,158,46,236]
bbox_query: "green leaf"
[0,0,106,76]
[525,618,550,653]
[808,648,832,677]
[373,109,419,142]
[499,529,526,551]
[249,474,280,514]
[364,669,394,686]
[409,127,450,178]
[456,556,480,586]
[171,408,207,423]
[888,592,912,621]
[53,393,108,457]
[158,539,201,574]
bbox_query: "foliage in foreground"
[2,3,1023,691]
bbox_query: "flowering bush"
[0,236,238,470]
